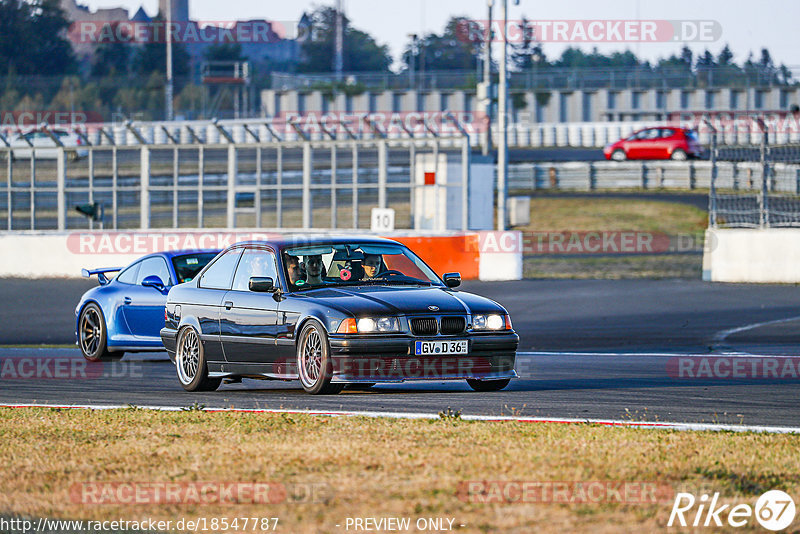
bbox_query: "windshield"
[171,252,218,284]
[282,242,443,290]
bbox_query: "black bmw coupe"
[160,236,518,395]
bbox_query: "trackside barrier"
[0,230,522,281]
[702,228,800,283]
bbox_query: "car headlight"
[337,317,401,333]
[472,314,507,330]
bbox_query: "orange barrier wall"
[389,234,480,280]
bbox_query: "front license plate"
[414,340,468,355]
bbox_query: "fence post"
[796,168,800,195]
[302,141,312,229]
[197,146,204,228]
[227,144,237,229]
[352,142,359,229]
[759,121,769,228]
[461,134,470,231]
[276,145,283,228]
[330,144,337,229]
[587,162,595,191]
[707,122,718,228]
[57,148,66,231]
[378,139,387,209]
[688,162,696,190]
[641,162,648,189]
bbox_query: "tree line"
[0,1,794,121]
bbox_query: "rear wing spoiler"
[81,267,122,286]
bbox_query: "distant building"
[59,0,304,75]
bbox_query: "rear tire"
[78,303,121,362]
[175,326,221,392]
[671,149,687,161]
[466,378,511,392]
[297,320,343,395]
[611,149,627,161]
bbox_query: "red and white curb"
[1,403,798,434]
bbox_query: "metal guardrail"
[4,117,800,152]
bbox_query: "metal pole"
[227,144,237,228]
[334,0,344,81]
[462,135,470,231]
[496,0,508,231]
[378,140,387,208]
[482,0,493,156]
[165,0,174,121]
[760,122,769,228]
[140,147,150,229]
[302,142,312,229]
[707,121,718,228]
[57,148,66,231]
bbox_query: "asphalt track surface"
[1,278,799,428]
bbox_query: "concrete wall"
[703,228,800,283]
[0,230,522,282]
[263,86,800,124]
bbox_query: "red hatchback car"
[603,127,703,161]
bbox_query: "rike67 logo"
[668,490,796,530]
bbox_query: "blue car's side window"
[137,257,172,286]
[117,262,140,285]
[199,248,243,290]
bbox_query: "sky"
[78,0,800,70]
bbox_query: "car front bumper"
[327,332,519,382]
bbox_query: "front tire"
[466,378,511,392]
[175,326,221,392]
[611,149,627,161]
[297,320,342,395]
[78,303,121,362]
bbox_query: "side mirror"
[141,275,166,292]
[249,276,275,293]
[443,272,461,288]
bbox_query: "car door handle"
[123,297,132,305]
[224,301,233,310]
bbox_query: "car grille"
[411,317,438,336]
[440,316,466,335]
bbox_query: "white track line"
[712,315,800,344]
[1,403,798,434]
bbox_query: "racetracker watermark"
[1,111,101,129]
[70,482,331,505]
[68,20,308,44]
[667,356,800,380]
[471,231,705,255]
[68,231,287,255]
[457,481,675,504]
[0,357,141,380]
[456,19,721,43]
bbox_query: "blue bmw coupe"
[75,249,220,361]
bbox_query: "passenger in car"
[304,255,325,285]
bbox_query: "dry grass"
[515,197,708,280]
[515,197,708,235]
[1,408,798,533]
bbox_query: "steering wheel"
[377,270,405,278]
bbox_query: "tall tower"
[158,0,189,21]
